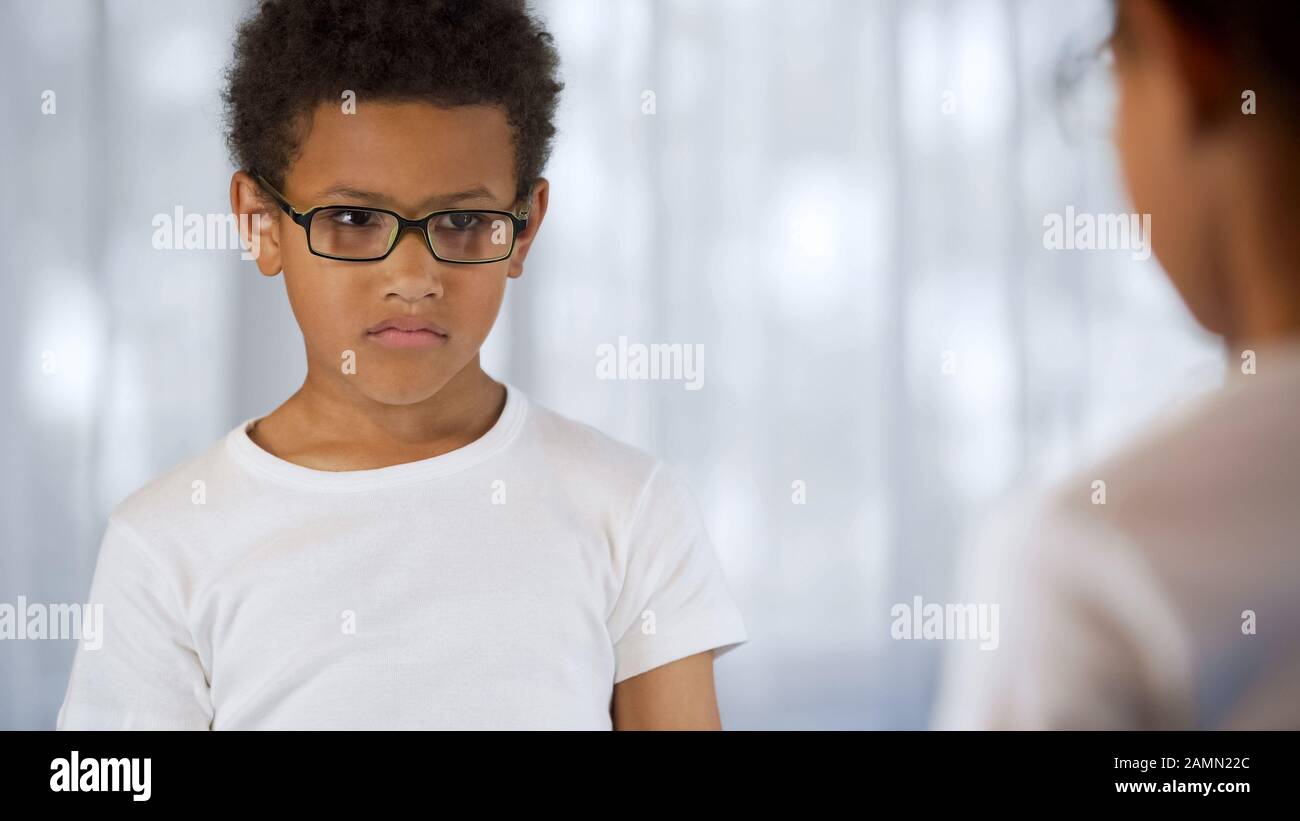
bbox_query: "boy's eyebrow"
[316,183,504,209]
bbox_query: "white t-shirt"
[933,339,1300,730]
[57,384,748,730]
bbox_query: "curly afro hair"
[222,0,563,201]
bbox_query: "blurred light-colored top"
[934,338,1300,729]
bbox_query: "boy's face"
[233,100,548,406]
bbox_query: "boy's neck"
[248,360,508,471]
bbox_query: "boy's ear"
[230,171,284,277]
[506,178,549,280]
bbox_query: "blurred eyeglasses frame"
[249,171,532,264]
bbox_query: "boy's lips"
[365,316,449,349]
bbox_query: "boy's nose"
[383,228,444,301]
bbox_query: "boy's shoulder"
[512,391,683,517]
[518,392,661,478]
[107,424,244,536]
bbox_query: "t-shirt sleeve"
[56,516,213,730]
[606,463,749,684]
[930,497,1194,730]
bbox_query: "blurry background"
[0,0,1221,729]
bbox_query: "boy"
[934,0,1300,729]
[57,0,747,730]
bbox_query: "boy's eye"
[331,209,380,228]
[434,212,482,231]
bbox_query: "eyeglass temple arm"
[513,183,537,231]
[250,171,309,225]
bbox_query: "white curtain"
[0,0,1221,729]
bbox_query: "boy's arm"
[57,517,213,730]
[610,651,722,730]
[605,463,749,729]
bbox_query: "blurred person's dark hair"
[1113,0,1300,124]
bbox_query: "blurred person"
[934,0,1300,729]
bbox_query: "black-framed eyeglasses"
[251,171,531,264]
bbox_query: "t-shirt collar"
[225,381,528,491]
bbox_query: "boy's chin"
[351,373,455,407]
